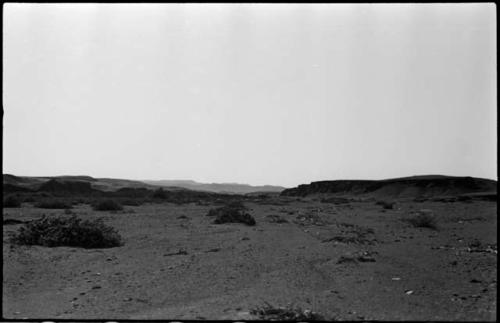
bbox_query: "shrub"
[206,201,247,217]
[208,203,256,226]
[11,215,123,248]
[35,199,72,209]
[4,195,21,208]
[213,210,256,226]
[92,199,123,211]
[407,212,438,230]
[376,200,394,209]
[250,302,326,321]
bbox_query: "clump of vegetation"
[208,202,256,226]
[376,200,394,209]
[406,212,438,230]
[250,302,326,321]
[10,215,123,248]
[35,199,72,209]
[206,201,247,217]
[92,199,123,211]
[4,195,21,208]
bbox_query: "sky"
[3,3,497,187]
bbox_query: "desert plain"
[2,175,497,320]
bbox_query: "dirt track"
[3,198,497,320]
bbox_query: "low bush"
[250,302,326,321]
[407,212,438,230]
[208,203,256,226]
[11,215,123,248]
[92,199,123,211]
[4,196,21,208]
[35,199,72,209]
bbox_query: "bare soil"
[3,198,497,320]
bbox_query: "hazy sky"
[3,4,497,187]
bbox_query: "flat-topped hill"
[281,175,497,199]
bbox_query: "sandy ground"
[2,198,497,320]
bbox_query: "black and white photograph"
[2,3,497,321]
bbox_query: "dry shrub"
[11,215,123,248]
[250,302,326,321]
[208,202,256,226]
[92,199,123,211]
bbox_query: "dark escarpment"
[281,175,497,199]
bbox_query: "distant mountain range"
[3,174,285,195]
[5,174,496,198]
[3,174,163,192]
[140,179,286,194]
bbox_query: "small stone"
[92,285,102,289]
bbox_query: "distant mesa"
[281,175,497,199]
